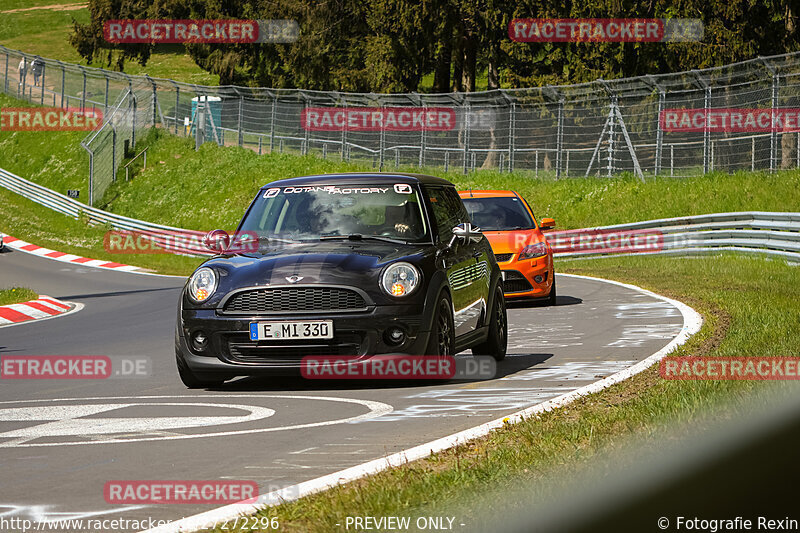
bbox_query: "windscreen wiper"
[256,236,297,244]
[319,234,407,245]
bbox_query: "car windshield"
[238,183,429,243]
[461,196,536,231]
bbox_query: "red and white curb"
[1,233,148,273]
[0,295,82,328]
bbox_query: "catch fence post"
[269,92,276,152]
[463,101,471,174]
[508,100,516,172]
[654,85,664,176]
[238,92,244,147]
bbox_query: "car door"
[454,190,492,333]
[426,186,486,337]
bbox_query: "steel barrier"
[553,212,800,262]
[0,167,210,255]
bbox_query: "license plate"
[249,320,333,341]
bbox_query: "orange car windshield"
[462,197,536,231]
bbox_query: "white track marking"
[0,403,276,445]
[0,395,391,448]
[607,324,685,347]
[614,301,680,319]
[500,360,637,381]
[0,503,149,523]
[368,388,568,422]
[507,322,584,349]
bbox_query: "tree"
[71,0,800,92]
[69,0,153,71]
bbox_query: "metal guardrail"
[0,167,211,255]
[553,212,800,262]
[1,165,798,262]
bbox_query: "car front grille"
[494,253,514,262]
[224,333,363,364]
[222,287,367,315]
[503,270,533,293]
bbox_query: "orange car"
[458,190,556,305]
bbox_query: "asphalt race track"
[0,247,685,531]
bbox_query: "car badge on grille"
[285,275,304,283]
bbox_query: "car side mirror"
[449,222,483,248]
[203,229,230,253]
[540,218,555,230]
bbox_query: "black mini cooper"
[175,173,507,387]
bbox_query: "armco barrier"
[0,167,211,255]
[1,165,798,261]
[552,212,800,262]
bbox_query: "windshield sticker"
[394,183,413,194]
[264,186,392,197]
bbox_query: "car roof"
[457,189,519,198]
[262,172,454,189]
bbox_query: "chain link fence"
[3,44,800,206]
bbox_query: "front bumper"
[177,304,433,375]
[500,257,553,299]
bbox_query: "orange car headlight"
[519,243,547,260]
[188,267,218,302]
[381,262,420,298]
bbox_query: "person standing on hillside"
[17,57,26,87]
[32,57,44,87]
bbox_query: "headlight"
[519,243,547,260]
[381,262,420,297]
[187,267,217,302]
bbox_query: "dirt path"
[0,3,87,14]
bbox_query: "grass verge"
[0,94,90,198]
[98,127,800,231]
[212,253,800,532]
[0,2,218,85]
[0,186,203,276]
[0,286,37,305]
